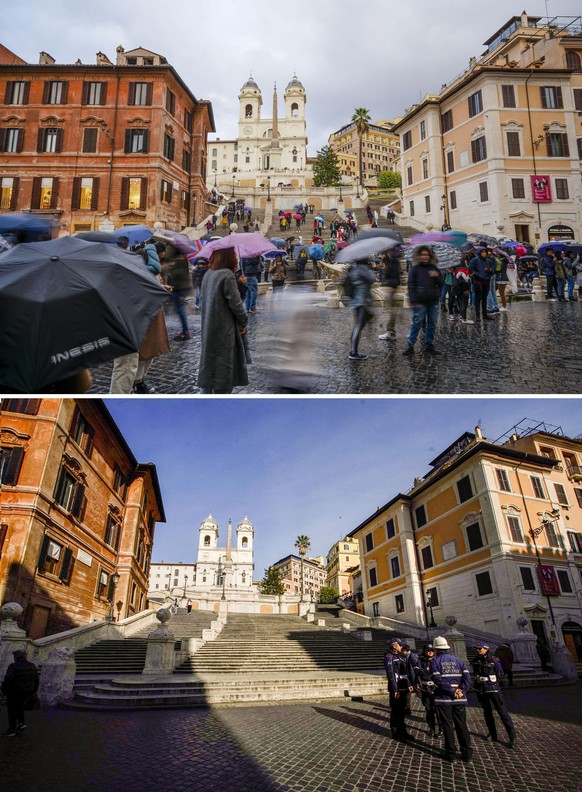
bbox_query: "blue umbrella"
[270,237,287,249]
[112,224,154,246]
[538,241,568,253]
[294,204,304,210]
[292,245,307,260]
[262,249,288,259]
[0,213,54,242]
[501,240,521,250]
[309,244,325,260]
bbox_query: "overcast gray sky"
[4,1,581,153]
[104,397,582,577]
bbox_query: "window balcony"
[566,464,582,482]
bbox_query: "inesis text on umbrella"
[50,337,111,365]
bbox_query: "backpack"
[340,266,355,297]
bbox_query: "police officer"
[471,641,516,748]
[430,635,472,763]
[401,643,419,716]
[384,638,414,742]
[415,643,441,737]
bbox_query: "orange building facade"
[0,398,165,638]
[0,45,215,234]
[352,424,582,659]
[393,13,582,243]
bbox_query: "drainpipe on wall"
[524,70,543,237]
[106,71,121,218]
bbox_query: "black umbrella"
[354,227,404,244]
[75,231,119,244]
[0,236,168,393]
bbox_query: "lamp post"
[213,169,217,188]
[338,175,344,204]
[267,175,271,203]
[183,574,188,598]
[231,174,236,199]
[221,571,226,600]
[107,572,120,622]
[355,175,360,199]
[532,511,560,635]
[441,193,450,231]
[426,592,437,628]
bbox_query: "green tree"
[319,586,339,604]
[312,145,340,187]
[258,566,285,596]
[378,170,402,189]
[351,108,371,187]
[294,535,311,600]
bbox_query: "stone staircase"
[203,206,266,238]
[73,610,217,675]
[174,613,387,675]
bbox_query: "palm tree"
[294,535,311,601]
[351,108,371,188]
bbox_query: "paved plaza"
[89,293,582,395]
[2,684,581,791]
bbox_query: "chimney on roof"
[39,51,55,65]
[96,51,112,66]
[116,45,125,66]
[475,425,484,440]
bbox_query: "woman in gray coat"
[198,248,249,393]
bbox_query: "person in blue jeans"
[240,256,263,313]
[403,246,444,356]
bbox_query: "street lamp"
[441,193,450,231]
[355,175,360,199]
[213,169,217,188]
[426,591,437,628]
[267,175,271,203]
[183,574,188,597]
[338,176,344,204]
[220,571,226,600]
[107,572,120,622]
[532,510,560,634]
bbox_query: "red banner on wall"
[531,175,552,202]
[537,565,560,596]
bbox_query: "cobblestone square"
[2,685,580,791]
[89,296,582,395]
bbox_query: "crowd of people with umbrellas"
[1,210,581,393]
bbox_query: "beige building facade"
[328,119,400,184]
[271,554,327,599]
[352,422,582,659]
[325,535,360,597]
[393,13,582,243]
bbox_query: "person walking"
[563,252,577,301]
[494,643,515,686]
[186,599,193,614]
[1,648,39,737]
[384,638,414,742]
[197,247,249,394]
[378,250,401,341]
[541,248,558,301]
[415,643,441,737]
[167,246,193,341]
[453,260,474,324]
[346,257,376,361]
[469,247,495,322]
[403,245,443,356]
[269,253,287,300]
[471,641,516,748]
[554,252,567,302]
[240,255,263,314]
[430,635,472,763]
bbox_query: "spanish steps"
[62,608,566,711]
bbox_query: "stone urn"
[0,602,26,636]
[148,607,173,639]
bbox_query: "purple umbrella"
[410,230,467,248]
[199,232,277,259]
[154,228,199,254]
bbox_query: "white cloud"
[4,1,580,152]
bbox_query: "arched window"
[204,535,211,546]
[242,571,246,583]
[292,147,298,163]
[291,102,299,117]
[245,104,253,118]
[242,536,248,548]
[565,51,581,71]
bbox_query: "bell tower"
[239,75,262,128]
[198,514,218,550]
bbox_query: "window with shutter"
[3,400,41,415]
[501,85,516,108]
[59,547,74,584]
[0,446,25,485]
[512,178,525,198]
[82,128,98,153]
[506,131,520,156]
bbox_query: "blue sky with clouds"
[104,397,582,577]
[4,1,581,152]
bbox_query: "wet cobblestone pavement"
[2,685,581,791]
[89,292,582,395]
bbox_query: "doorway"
[514,224,530,243]
[562,621,582,661]
[530,619,548,647]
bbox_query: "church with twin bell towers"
[194,515,255,591]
